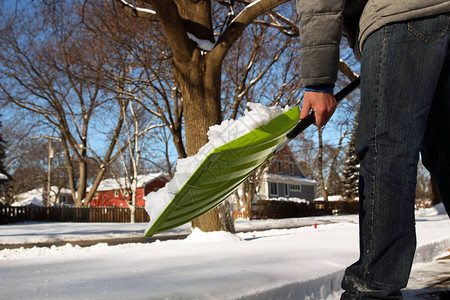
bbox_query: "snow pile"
[11,187,73,207]
[267,197,309,204]
[416,202,447,216]
[11,188,54,207]
[185,228,243,243]
[145,103,289,232]
[314,195,344,202]
[0,222,148,245]
[0,243,90,260]
[11,196,43,207]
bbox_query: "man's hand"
[300,91,337,127]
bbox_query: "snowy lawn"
[0,204,449,300]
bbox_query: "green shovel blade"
[145,106,300,237]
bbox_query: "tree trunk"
[430,176,443,206]
[130,178,137,223]
[317,128,328,201]
[77,161,88,206]
[144,0,296,233]
[246,180,257,220]
[175,48,233,232]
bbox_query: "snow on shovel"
[144,78,360,237]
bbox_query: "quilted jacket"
[296,0,450,86]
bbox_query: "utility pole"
[32,135,60,206]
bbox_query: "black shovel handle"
[286,77,360,140]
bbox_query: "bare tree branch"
[144,0,197,64]
[211,0,289,62]
[339,60,359,81]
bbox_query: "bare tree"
[83,0,187,160]
[116,96,163,222]
[221,10,298,120]
[108,1,361,227]
[316,126,349,200]
[142,127,177,178]
[0,1,130,206]
[220,3,301,219]
[291,59,360,200]
[113,0,299,232]
[1,132,72,204]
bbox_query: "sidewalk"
[404,252,450,299]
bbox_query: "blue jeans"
[341,14,450,299]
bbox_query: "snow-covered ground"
[0,204,449,299]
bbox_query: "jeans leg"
[341,14,450,299]
[421,42,450,216]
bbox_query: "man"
[296,0,450,298]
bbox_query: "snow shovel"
[145,78,360,237]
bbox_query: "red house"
[90,173,168,207]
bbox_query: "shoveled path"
[404,253,450,299]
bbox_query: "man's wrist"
[305,84,334,94]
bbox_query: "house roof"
[263,173,316,185]
[94,173,167,192]
[12,187,73,207]
[269,145,312,180]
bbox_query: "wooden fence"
[1,201,359,224]
[0,206,150,224]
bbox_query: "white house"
[231,146,316,217]
[256,146,316,202]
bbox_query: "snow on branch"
[267,11,299,36]
[116,0,158,21]
[225,0,290,38]
[187,32,215,52]
[230,0,264,24]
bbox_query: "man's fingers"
[300,99,311,120]
[315,101,336,127]
[315,113,325,127]
[300,91,337,127]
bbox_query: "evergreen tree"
[0,118,12,205]
[0,119,8,179]
[342,119,359,201]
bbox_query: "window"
[290,184,302,192]
[289,162,295,175]
[274,161,282,173]
[114,190,119,197]
[284,184,289,197]
[269,182,278,197]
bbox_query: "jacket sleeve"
[296,0,345,87]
